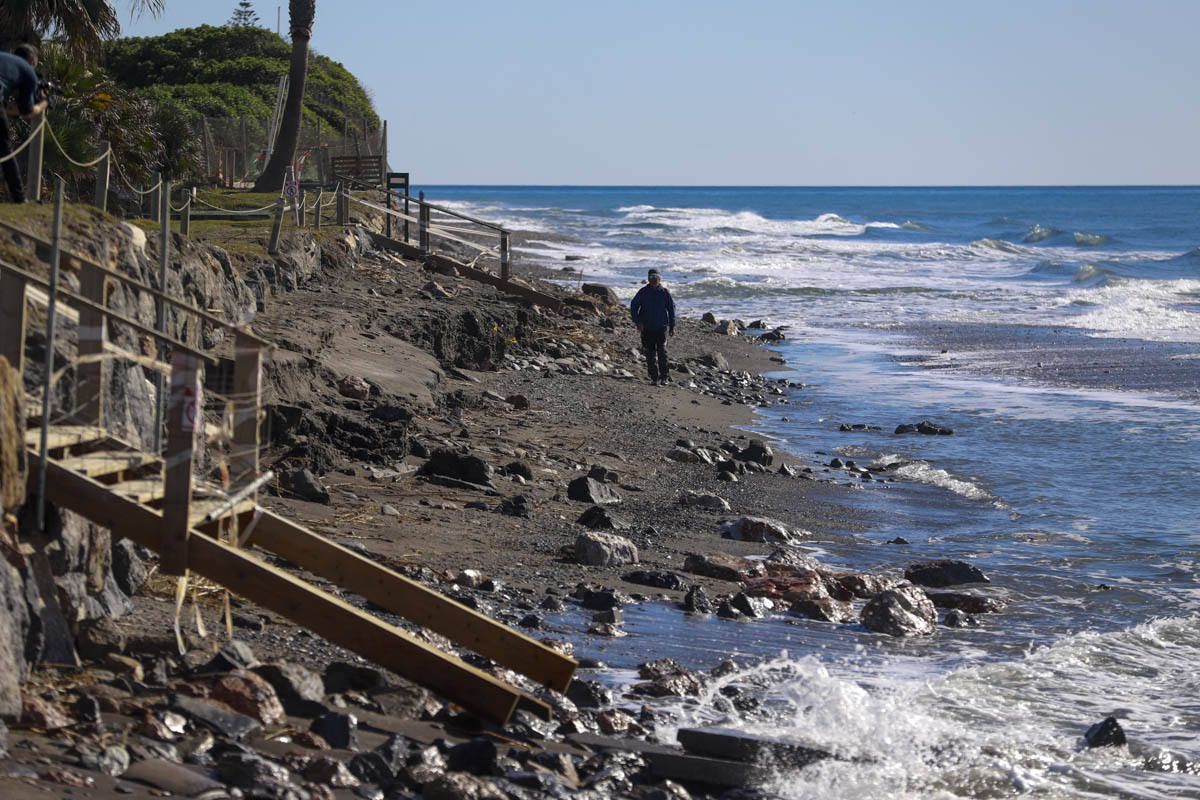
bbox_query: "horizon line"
[412,183,1200,190]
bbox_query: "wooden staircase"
[2,215,575,726]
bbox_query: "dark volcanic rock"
[789,598,855,623]
[216,750,291,789]
[567,476,622,505]
[577,505,629,530]
[497,494,531,517]
[1084,717,1127,748]
[836,573,894,599]
[203,640,260,672]
[76,617,127,662]
[622,570,686,590]
[446,738,498,775]
[581,589,628,611]
[505,460,534,480]
[904,560,990,588]
[111,539,151,597]
[310,711,358,749]
[683,585,714,614]
[252,662,326,714]
[943,609,978,628]
[860,583,937,637]
[286,468,331,504]
[927,591,1006,613]
[683,552,766,582]
[171,694,261,739]
[567,679,614,709]
[323,662,385,693]
[730,592,772,619]
[736,440,774,466]
[418,448,495,487]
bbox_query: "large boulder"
[582,283,620,307]
[682,552,765,582]
[575,533,638,567]
[679,491,730,512]
[418,449,494,487]
[904,560,989,588]
[861,583,937,637]
[736,440,774,466]
[567,477,622,505]
[721,516,795,543]
[577,505,629,531]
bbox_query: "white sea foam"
[891,461,994,502]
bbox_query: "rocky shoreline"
[0,205,1019,799]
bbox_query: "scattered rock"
[203,640,260,672]
[497,494,531,517]
[943,609,978,628]
[683,585,714,614]
[171,694,261,740]
[337,375,372,400]
[418,449,495,487]
[895,420,954,435]
[566,680,614,709]
[1084,717,1127,748]
[305,757,360,787]
[310,711,358,749]
[860,583,937,637]
[568,476,622,505]
[252,662,326,715]
[683,552,766,582]
[736,440,774,466]
[667,448,702,463]
[576,505,629,531]
[286,468,331,504]
[622,570,686,590]
[835,573,894,599]
[721,516,795,543]
[506,394,530,410]
[111,539,151,597]
[679,491,731,512]
[216,750,291,789]
[208,671,287,726]
[904,560,990,588]
[505,460,534,480]
[581,589,627,611]
[575,532,638,567]
[789,598,855,623]
[730,592,773,619]
[926,592,1006,613]
[323,662,385,693]
[76,617,127,662]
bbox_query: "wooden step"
[24,425,109,451]
[189,496,257,526]
[110,477,164,503]
[56,450,160,479]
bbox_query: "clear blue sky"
[119,0,1200,186]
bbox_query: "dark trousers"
[0,115,24,203]
[640,327,668,380]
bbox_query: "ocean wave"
[615,204,656,213]
[1073,231,1109,246]
[1058,279,1200,340]
[890,460,994,501]
[901,220,934,232]
[1023,224,1062,243]
[970,238,1036,256]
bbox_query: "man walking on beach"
[630,267,676,385]
[0,44,47,203]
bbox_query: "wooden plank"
[230,334,261,489]
[110,477,164,503]
[27,452,524,725]
[160,353,200,576]
[188,496,256,526]
[566,733,757,789]
[0,274,26,377]
[56,450,159,478]
[76,262,107,426]
[207,508,576,692]
[676,727,831,768]
[24,425,108,451]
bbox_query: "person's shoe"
[660,375,672,385]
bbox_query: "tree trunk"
[253,0,315,193]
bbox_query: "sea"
[422,186,1200,799]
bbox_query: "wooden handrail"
[334,173,508,233]
[0,218,274,347]
[0,260,216,365]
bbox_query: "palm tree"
[0,0,164,63]
[253,0,314,193]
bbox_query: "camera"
[35,74,57,109]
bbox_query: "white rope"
[111,157,162,196]
[44,121,110,168]
[191,195,278,215]
[0,117,44,164]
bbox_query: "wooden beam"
[76,262,108,426]
[205,508,576,691]
[23,425,108,451]
[230,334,262,490]
[0,274,26,378]
[26,453,525,725]
[109,477,164,503]
[160,353,200,576]
[56,450,159,479]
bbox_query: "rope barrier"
[347,194,500,255]
[0,117,44,164]
[191,195,278,215]
[111,157,162,196]
[44,121,110,168]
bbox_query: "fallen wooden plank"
[566,733,758,789]
[56,450,159,478]
[210,508,576,692]
[27,452,526,725]
[676,727,831,769]
[24,425,109,451]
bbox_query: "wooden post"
[152,177,170,454]
[76,263,108,426]
[160,351,200,576]
[93,141,109,212]
[298,189,306,227]
[240,117,249,184]
[180,192,191,237]
[500,231,511,281]
[312,190,322,230]
[418,191,429,254]
[200,118,212,179]
[336,186,345,226]
[381,120,387,175]
[0,273,27,377]
[268,196,285,255]
[230,333,262,491]
[25,120,43,203]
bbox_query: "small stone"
[76,617,127,662]
[381,504,401,517]
[679,491,731,512]
[287,468,331,504]
[682,585,714,614]
[310,711,358,749]
[575,532,638,567]
[568,476,622,505]
[1084,717,1127,748]
[577,505,629,530]
[943,609,978,628]
[904,560,990,587]
[203,640,260,672]
[860,583,937,637]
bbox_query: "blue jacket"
[630,284,676,332]
[0,53,37,116]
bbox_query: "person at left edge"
[0,44,48,203]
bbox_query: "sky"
[119,0,1200,186]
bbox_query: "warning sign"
[284,181,299,198]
